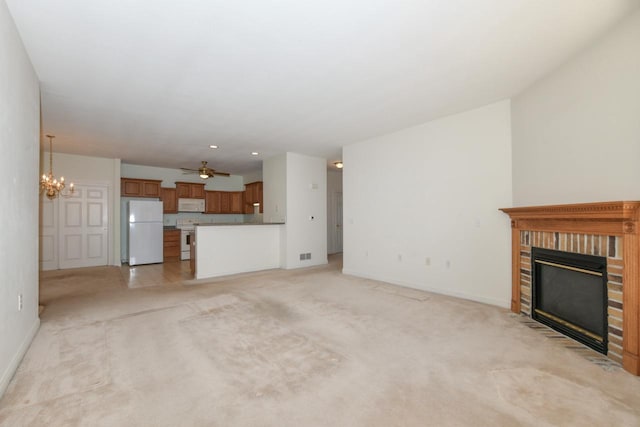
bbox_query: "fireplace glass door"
[532,248,608,354]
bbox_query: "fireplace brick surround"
[500,202,640,375]
[520,231,621,360]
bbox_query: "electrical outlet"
[18,294,23,311]
[300,253,305,261]
[425,257,431,266]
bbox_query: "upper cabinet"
[121,176,250,215]
[229,191,244,214]
[121,178,162,198]
[244,181,263,213]
[205,190,243,214]
[160,187,177,213]
[176,182,205,199]
[219,192,231,213]
[205,191,221,214]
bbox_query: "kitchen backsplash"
[162,212,246,226]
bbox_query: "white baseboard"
[0,318,40,399]
[341,268,510,309]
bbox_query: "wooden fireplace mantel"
[500,201,640,375]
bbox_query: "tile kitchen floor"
[120,260,192,288]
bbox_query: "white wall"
[242,168,263,185]
[283,153,328,269]
[343,100,513,307]
[263,153,287,224]
[0,0,41,398]
[512,10,640,206]
[263,153,327,269]
[327,170,343,254]
[42,152,122,265]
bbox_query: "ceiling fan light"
[182,160,229,179]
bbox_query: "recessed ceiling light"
[251,152,259,156]
[209,145,218,149]
[334,161,344,169]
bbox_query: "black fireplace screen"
[532,247,608,354]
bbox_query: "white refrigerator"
[128,200,163,266]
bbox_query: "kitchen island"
[193,223,284,280]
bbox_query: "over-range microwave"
[178,198,205,212]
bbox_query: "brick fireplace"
[500,202,640,375]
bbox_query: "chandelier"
[40,135,74,200]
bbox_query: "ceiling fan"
[181,161,230,179]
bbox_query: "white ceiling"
[6,0,639,174]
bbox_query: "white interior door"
[58,185,109,269]
[40,197,58,271]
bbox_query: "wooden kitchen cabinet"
[219,192,231,213]
[205,190,244,214]
[229,191,244,214]
[121,178,162,198]
[243,181,263,213]
[163,229,181,261]
[205,191,222,214]
[175,182,206,199]
[160,187,177,213]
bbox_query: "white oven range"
[176,219,198,260]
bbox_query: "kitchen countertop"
[195,222,285,226]
[163,226,178,230]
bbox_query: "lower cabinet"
[163,229,181,261]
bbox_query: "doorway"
[327,190,343,255]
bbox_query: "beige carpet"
[2,258,640,426]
